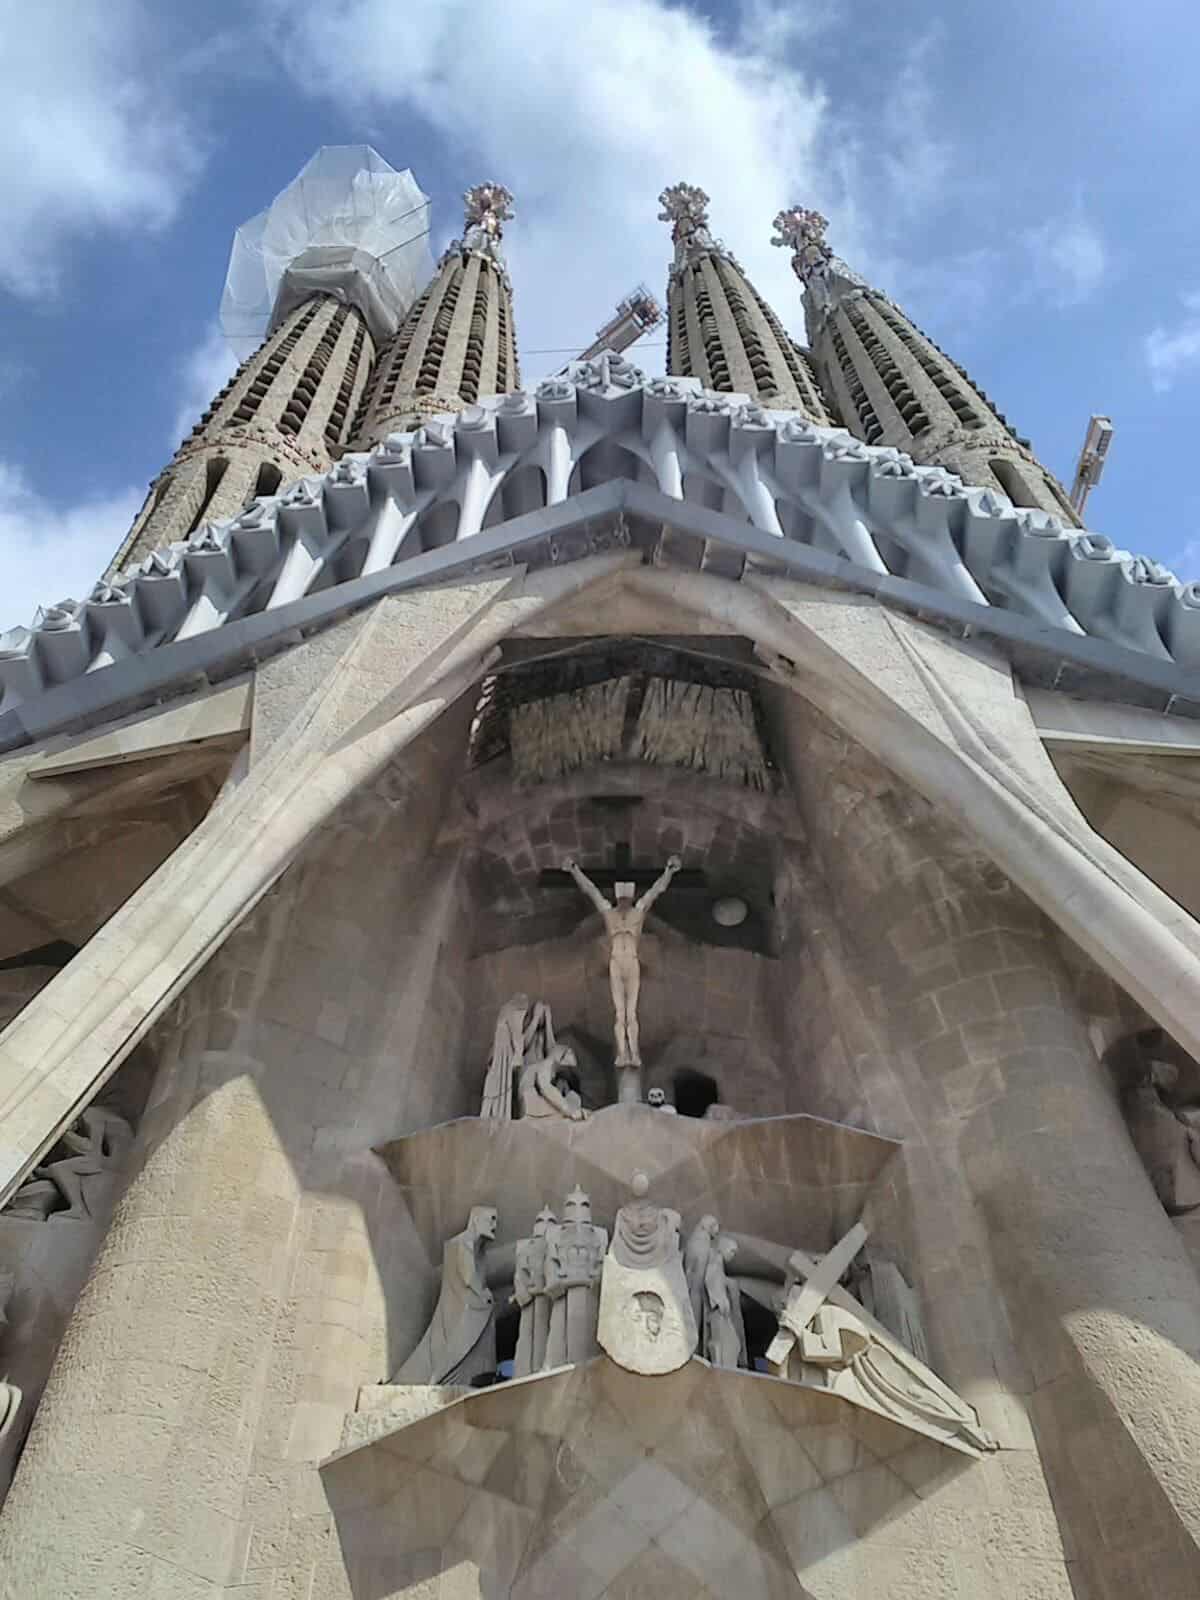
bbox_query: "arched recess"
[253,461,283,500]
[184,456,230,536]
[500,463,546,520]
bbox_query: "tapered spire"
[108,295,376,576]
[657,182,831,422]
[107,147,434,577]
[773,203,1079,522]
[350,182,520,446]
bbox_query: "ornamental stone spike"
[441,181,516,270]
[657,181,711,242]
[772,205,834,282]
[657,181,721,272]
[463,181,515,240]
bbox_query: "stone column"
[0,953,295,1595]
[779,702,1200,1598]
[0,705,478,1596]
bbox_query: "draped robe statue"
[392,1206,498,1385]
[543,1187,607,1368]
[768,1230,994,1456]
[519,1043,588,1122]
[1122,1059,1200,1214]
[480,995,556,1121]
[0,1271,20,1442]
[702,1235,746,1370]
[512,1206,556,1377]
[598,1172,697,1374]
[847,1252,930,1364]
[683,1214,719,1330]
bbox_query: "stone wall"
[766,685,1200,1599]
[0,1043,155,1502]
[0,705,478,1594]
[5,660,1200,1596]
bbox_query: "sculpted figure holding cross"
[563,855,681,1074]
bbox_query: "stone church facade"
[1,155,1200,1597]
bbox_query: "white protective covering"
[219,146,434,357]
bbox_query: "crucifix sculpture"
[559,852,682,1099]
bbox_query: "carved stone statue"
[518,1043,588,1123]
[0,1271,20,1442]
[543,1186,608,1369]
[598,1172,697,1375]
[5,1104,133,1221]
[480,995,556,1121]
[768,1224,994,1456]
[702,1235,746,1370]
[847,1251,930,1365]
[1121,1059,1200,1214]
[393,1205,498,1386]
[683,1214,720,1329]
[562,856,681,1072]
[512,1206,556,1378]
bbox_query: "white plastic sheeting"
[219,146,433,357]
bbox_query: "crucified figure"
[563,855,682,1075]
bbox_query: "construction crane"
[1069,415,1114,519]
[576,286,664,361]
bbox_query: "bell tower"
[106,147,434,578]
[773,205,1079,521]
[350,183,520,446]
[658,182,831,422]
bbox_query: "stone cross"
[765,1221,867,1367]
[538,842,705,897]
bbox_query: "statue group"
[444,852,994,1454]
[480,996,588,1123]
[393,1173,992,1453]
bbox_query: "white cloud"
[1024,214,1108,308]
[1144,291,1200,394]
[172,324,242,449]
[258,0,871,381]
[1169,539,1200,581]
[0,0,203,297]
[0,463,142,630]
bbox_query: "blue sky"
[2,0,1199,627]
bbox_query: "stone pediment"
[375,1106,899,1264]
[321,1356,981,1597]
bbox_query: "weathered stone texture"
[351,247,518,447]
[667,250,832,421]
[2,561,1198,1596]
[769,693,1200,1597]
[0,708,475,1595]
[110,294,375,575]
[809,290,1078,520]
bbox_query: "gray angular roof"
[3,353,1198,747]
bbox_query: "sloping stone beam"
[620,566,1200,1058]
[0,554,637,1207]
